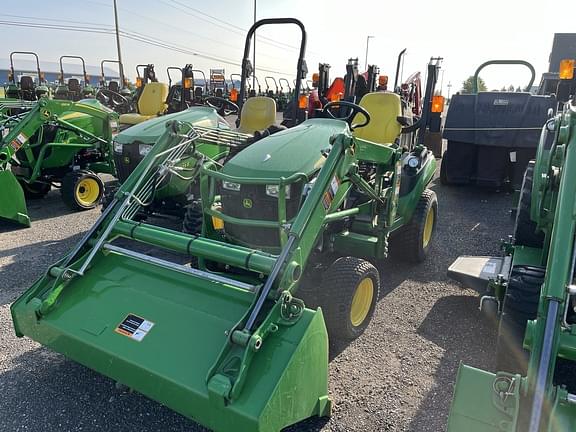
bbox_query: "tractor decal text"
[115,313,155,342]
[9,132,28,152]
[322,176,340,210]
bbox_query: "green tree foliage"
[461,75,487,93]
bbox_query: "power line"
[0,19,296,77]
[160,0,312,54]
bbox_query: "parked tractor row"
[4,13,576,432]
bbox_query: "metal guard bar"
[102,243,257,292]
[112,220,277,275]
[201,164,309,186]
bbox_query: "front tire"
[514,161,544,248]
[496,265,544,374]
[319,257,380,341]
[20,180,51,199]
[61,171,104,210]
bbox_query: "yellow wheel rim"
[423,205,435,248]
[350,277,374,327]
[75,178,101,207]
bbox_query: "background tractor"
[96,59,132,113]
[4,51,50,101]
[54,55,94,101]
[0,98,118,226]
[446,60,576,431]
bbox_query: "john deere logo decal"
[243,198,253,209]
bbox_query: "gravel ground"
[0,169,514,432]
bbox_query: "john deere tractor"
[10,17,443,432]
[107,17,309,221]
[446,59,576,431]
[54,55,95,101]
[4,51,50,101]
[0,98,118,226]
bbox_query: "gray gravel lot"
[0,171,514,432]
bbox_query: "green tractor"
[96,59,132,113]
[0,98,118,226]
[107,18,310,221]
[10,17,442,432]
[446,59,576,431]
[53,55,95,101]
[4,51,50,101]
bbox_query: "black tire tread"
[389,189,437,263]
[20,181,51,199]
[320,257,380,341]
[60,171,104,211]
[496,265,544,374]
[514,161,544,248]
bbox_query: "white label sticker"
[115,314,155,342]
[483,261,497,274]
[510,151,517,163]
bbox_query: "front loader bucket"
[11,245,331,432]
[0,170,30,226]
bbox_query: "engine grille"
[114,143,144,183]
[221,182,303,248]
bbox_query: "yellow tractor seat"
[237,96,277,134]
[119,82,169,125]
[353,92,402,145]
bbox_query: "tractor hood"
[222,118,349,178]
[114,107,228,145]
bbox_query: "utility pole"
[113,0,125,87]
[252,0,256,91]
[439,70,445,94]
[364,36,374,71]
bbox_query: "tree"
[508,85,515,92]
[501,86,507,92]
[461,75,487,94]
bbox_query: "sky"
[1,0,573,95]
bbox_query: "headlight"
[139,144,153,157]
[113,141,123,153]
[266,184,291,198]
[407,156,419,168]
[222,181,241,191]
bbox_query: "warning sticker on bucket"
[115,314,155,342]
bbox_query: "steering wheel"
[322,100,371,130]
[96,88,131,113]
[205,96,239,117]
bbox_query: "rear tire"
[20,181,51,199]
[496,265,544,374]
[514,161,544,248]
[319,257,380,341]
[389,189,438,263]
[61,171,104,210]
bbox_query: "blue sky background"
[1,0,573,93]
